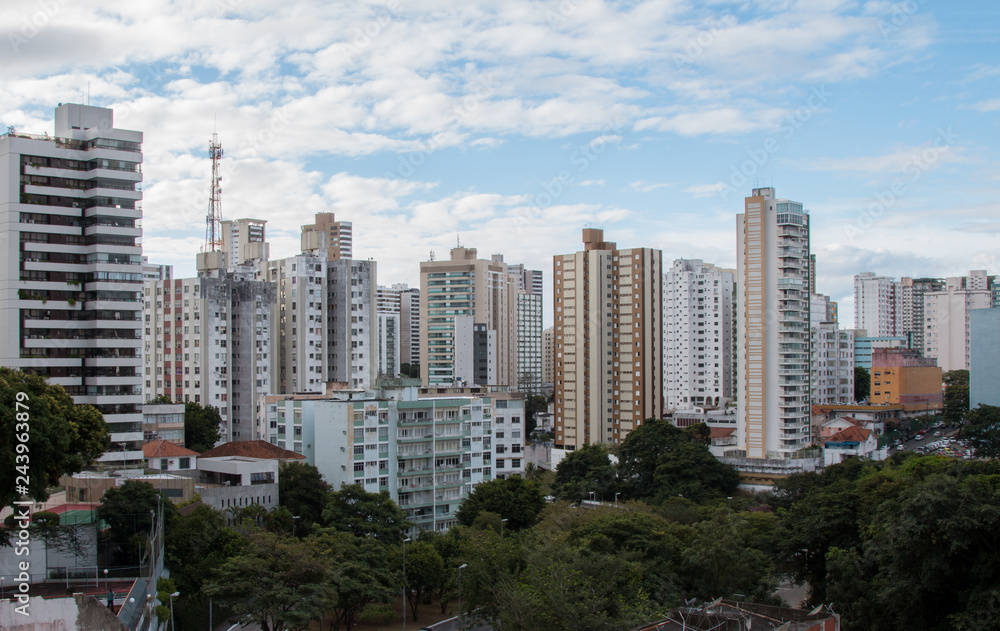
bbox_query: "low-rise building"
[141,402,186,445]
[142,439,198,472]
[870,348,943,412]
[823,425,883,466]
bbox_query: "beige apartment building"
[419,247,518,388]
[301,212,353,260]
[552,229,663,459]
[737,187,812,459]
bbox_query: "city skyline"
[2,1,998,328]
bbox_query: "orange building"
[870,348,943,412]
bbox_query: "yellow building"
[870,348,943,412]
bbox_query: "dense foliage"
[0,367,110,506]
[962,404,1000,458]
[854,366,871,402]
[943,369,970,425]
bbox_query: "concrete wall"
[0,593,127,631]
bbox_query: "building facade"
[301,212,352,260]
[810,322,854,405]
[924,275,992,372]
[970,307,1000,409]
[869,348,943,411]
[222,218,269,269]
[553,229,663,457]
[663,258,734,410]
[419,247,518,387]
[854,272,902,336]
[900,276,945,355]
[736,187,812,459]
[1,104,145,464]
[143,271,275,442]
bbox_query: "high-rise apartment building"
[1,104,145,464]
[900,276,944,355]
[854,272,902,336]
[810,323,854,404]
[542,326,555,391]
[398,284,421,367]
[553,229,663,458]
[736,187,812,459]
[507,261,544,395]
[143,270,275,442]
[222,218,269,269]
[663,259,734,410]
[301,212,352,260]
[924,274,992,372]
[376,312,401,378]
[142,257,172,282]
[419,247,517,387]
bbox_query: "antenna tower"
[204,133,224,252]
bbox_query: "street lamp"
[1,576,5,600]
[457,564,468,631]
[614,492,620,507]
[402,537,411,631]
[103,568,109,601]
[589,491,595,502]
[292,515,300,537]
[169,591,180,631]
[500,518,508,537]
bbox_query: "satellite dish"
[705,597,723,609]
[774,622,792,631]
[809,604,824,615]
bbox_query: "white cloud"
[683,182,727,197]
[629,181,672,193]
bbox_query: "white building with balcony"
[0,104,145,464]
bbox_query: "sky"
[2,0,998,328]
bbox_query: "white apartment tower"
[301,212,352,260]
[553,229,663,453]
[507,262,544,395]
[1,104,145,464]
[901,277,945,355]
[854,272,902,336]
[737,187,812,459]
[924,273,992,372]
[663,259,734,410]
[810,323,855,404]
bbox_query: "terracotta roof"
[142,440,199,458]
[199,440,306,460]
[825,426,873,444]
[709,427,736,439]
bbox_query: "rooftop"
[199,440,305,460]
[142,439,199,459]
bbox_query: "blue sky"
[2,0,998,327]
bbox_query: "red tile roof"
[709,427,736,439]
[142,440,200,459]
[199,440,306,460]
[825,426,873,444]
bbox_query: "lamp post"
[103,568,109,602]
[457,563,468,631]
[169,591,180,631]
[1,576,5,600]
[589,491,595,503]
[500,518,508,537]
[292,515,300,538]
[402,537,411,631]
[614,492,620,507]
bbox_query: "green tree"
[322,484,410,544]
[943,369,970,425]
[455,475,545,531]
[854,366,871,402]
[962,404,1000,458]
[0,367,110,506]
[404,540,444,620]
[551,443,616,502]
[165,504,244,604]
[399,363,420,379]
[205,530,335,631]
[279,461,331,534]
[312,529,398,631]
[184,400,222,453]
[616,419,739,503]
[98,480,179,545]
[525,394,548,437]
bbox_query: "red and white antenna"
[204,133,224,252]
